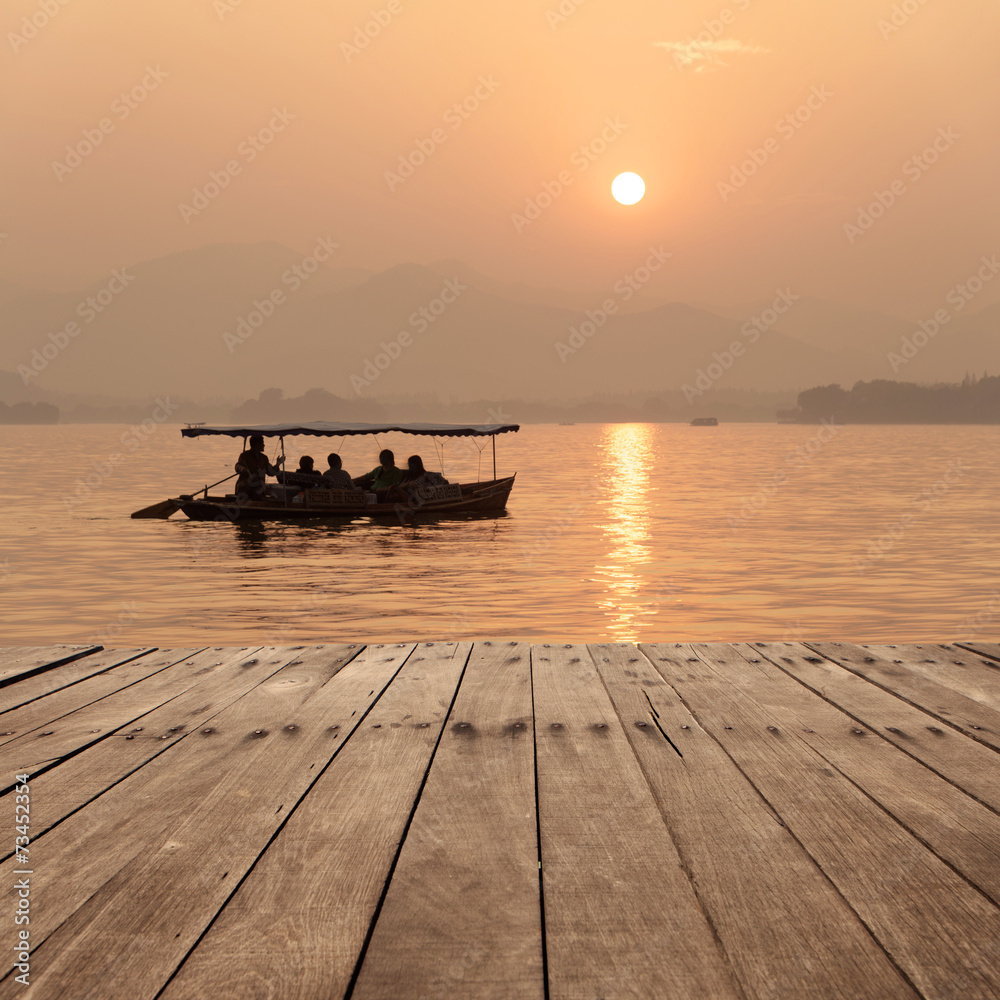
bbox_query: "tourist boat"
[132,421,519,522]
[690,417,719,426]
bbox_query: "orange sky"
[2,0,998,316]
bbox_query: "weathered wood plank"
[163,642,471,1000]
[724,643,1000,906]
[0,645,352,967]
[752,642,1000,812]
[644,642,1000,1000]
[0,643,405,1000]
[592,642,920,1000]
[0,646,168,714]
[0,648,201,770]
[351,640,544,1000]
[0,647,273,839]
[535,643,743,1000]
[866,643,1000,711]
[0,645,102,687]
[807,641,1000,752]
[956,641,1000,666]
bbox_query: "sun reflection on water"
[595,423,655,640]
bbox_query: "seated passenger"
[353,449,404,493]
[276,454,324,489]
[321,453,357,490]
[401,454,448,490]
[295,456,323,479]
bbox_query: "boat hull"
[175,476,515,522]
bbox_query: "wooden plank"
[0,645,102,687]
[592,642,920,1000]
[643,642,1000,1000]
[351,640,544,1000]
[755,642,1000,812]
[852,644,1000,715]
[956,641,1000,666]
[0,643,409,1000]
[0,648,199,766]
[723,643,1000,907]
[162,642,471,1000]
[1,646,275,838]
[534,643,743,1000]
[807,641,1000,752]
[0,646,169,713]
[0,646,325,957]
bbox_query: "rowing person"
[235,434,283,500]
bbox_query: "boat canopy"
[181,421,519,439]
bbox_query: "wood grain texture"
[0,643,391,1000]
[592,642,919,1000]
[0,645,101,687]
[956,641,1000,666]
[0,648,202,773]
[754,642,1000,812]
[807,641,1000,752]
[645,642,1000,1000]
[726,643,1000,906]
[0,646,170,714]
[351,640,544,1000]
[863,643,1000,712]
[163,642,471,1000]
[535,643,743,1000]
[0,646,325,968]
[1,646,272,838]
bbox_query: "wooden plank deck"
[1,641,999,1000]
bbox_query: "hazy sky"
[3,0,998,316]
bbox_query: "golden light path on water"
[5,423,1000,645]
[595,424,654,641]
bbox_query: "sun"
[611,172,645,205]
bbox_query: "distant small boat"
[558,422,576,426]
[690,417,718,426]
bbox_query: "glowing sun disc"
[612,172,645,205]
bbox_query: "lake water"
[3,422,999,646]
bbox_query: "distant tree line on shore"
[0,400,59,423]
[780,376,1000,424]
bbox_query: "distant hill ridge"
[1,241,997,403]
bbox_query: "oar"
[130,473,237,519]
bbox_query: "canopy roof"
[181,421,520,439]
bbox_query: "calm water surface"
[3,423,998,645]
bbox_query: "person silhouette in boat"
[294,455,323,481]
[353,449,404,497]
[400,455,448,491]
[235,434,283,500]
[322,453,357,490]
